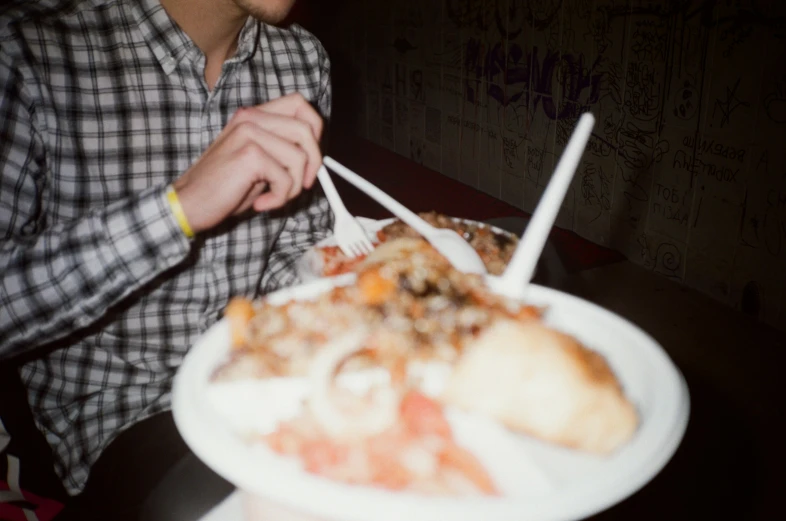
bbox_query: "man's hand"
[172,93,324,234]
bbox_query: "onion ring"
[307,328,401,440]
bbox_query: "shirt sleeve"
[0,50,192,360]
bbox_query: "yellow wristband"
[166,185,195,239]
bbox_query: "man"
[0,0,334,518]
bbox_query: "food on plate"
[212,237,638,495]
[224,297,256,348]
[377,212,517,275]
[319,244,366,277]
[318,212,518,276]
[442,320,638,454]
[214,238,540,381]
[261,329,498,495]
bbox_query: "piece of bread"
[441,319,638,454]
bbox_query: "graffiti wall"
[324,0,786,330]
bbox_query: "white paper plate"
[295,217,517,282]
[173,277,689,521]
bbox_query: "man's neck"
[160,0,248,89]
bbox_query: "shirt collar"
[235,17,260,62]
[126,0,259,76]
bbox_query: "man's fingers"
[231,112,321,189]
[233,142,293,212]
[233,181,270,216]
[254,129,306,199]
[219,100,323,189]
[254,114,320,189]
[251,154,293,212]
[226,121,307,199]
[225,121,308,198]
[226,109,321,189]
[258,92,324,142]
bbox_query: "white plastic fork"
[489,112,596,299]
[316,165,375,258]
[322,156,487,275]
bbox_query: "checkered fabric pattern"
[0,0,332,495]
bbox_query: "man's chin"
[234,0,296,25]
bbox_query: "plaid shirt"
[0,0,332,494]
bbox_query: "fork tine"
[336,239,355,259]
[361,227,376,251]
[360,230,374,247]
[360,237,374,255]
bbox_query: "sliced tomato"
[368,452,413,490]
[300,439,348,474]
[400,391,452,440]
[321,245,367,276]
[264,425,302,455]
